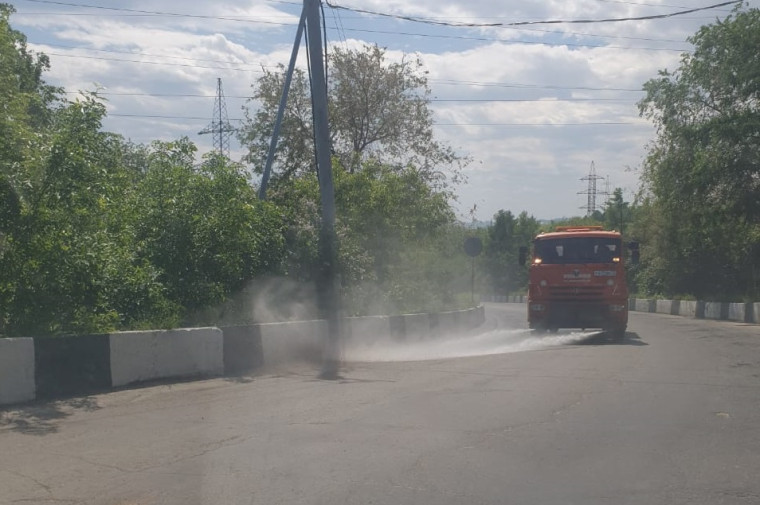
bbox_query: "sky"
[9,0,756,221]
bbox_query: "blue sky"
[9,0,755,220]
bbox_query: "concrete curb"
[224,306,487,374]
[487,295,758,325]
[1,306,486,406]
[618,298,757,324]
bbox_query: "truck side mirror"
[518,246,528,266]
[628,241,640,264]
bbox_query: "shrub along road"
[1,303,759,505]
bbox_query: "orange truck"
[519,226,637,338]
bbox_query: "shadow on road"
[576,331,647,346]
[0,396,101,436]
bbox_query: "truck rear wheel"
[607,326,627,341]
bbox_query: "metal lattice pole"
[198,78,235,158]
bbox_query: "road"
[2,303,760,505]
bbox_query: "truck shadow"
[575,331,647,346]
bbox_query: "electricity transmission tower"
[198,78,236,158]
[578,161,607,216]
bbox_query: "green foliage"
[0,8,290,336]
[0,10,486,337]
[482,210,541,295]
[542,214,603,232]
[636,6,760,299]
[1,94,178,336]
[239,43,468,188]
[335,162,460,314]
[133,141,286,316]
[601,188,632,234]
[267,159,462,315]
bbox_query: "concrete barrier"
[222,325,263,375]
[727,303,747,323]
[346,315,391,344]
[259,320,325,366]
[34,334,112,399]
[655,299,673,315]
[435,310,460,334]
[388,315,406,341]
[0,338,35,406]
[473,305,486,327]
[403,313,431,339]
[679,300,698,318]
[634,299,650,312]
[110,328,223,387]
[703,302,726,320]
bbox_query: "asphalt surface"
[2,303,760,505]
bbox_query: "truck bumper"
[528,301,628,330]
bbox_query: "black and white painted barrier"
[483,295,526,303]
[484,295,760,324]
[0,306,485,406]
[0,338,35,406]
[628,298,759,324]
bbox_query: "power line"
[435,122,643,126]
[430,79,642,92]
[593,0,733,10]
[19,0,735,42]
[324,0,740,27]
[42,51,267,73]
[36,42,277,66]
[21,0,295,25]
[32,45,675,76]
[68,90,638,103]
[337,27,689,52]
[16,9,699,45]
[62,79,643,96]
[107,113,645,126]
[28,28,691,60]
[37,49,648,92]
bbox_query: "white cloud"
[11,0,757,219]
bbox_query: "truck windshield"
[534,237,621,264]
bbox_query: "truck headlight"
[609,304,626,312]
[530,304,545,312]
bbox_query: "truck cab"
[524,226,629,337]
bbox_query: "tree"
[265,159,460,315]
[239,44,467,188]
[0,3,60,232]
[1,92,181,336]
[133,140,286,315]
[483,210,540,295]
[637,6,760,298]
[602,188,632,235]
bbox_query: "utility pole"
[198,78,236,158]
[304,0,341,379]
[578,161,607,216]
[259,9,306,200]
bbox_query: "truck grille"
[547,285,605,302]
